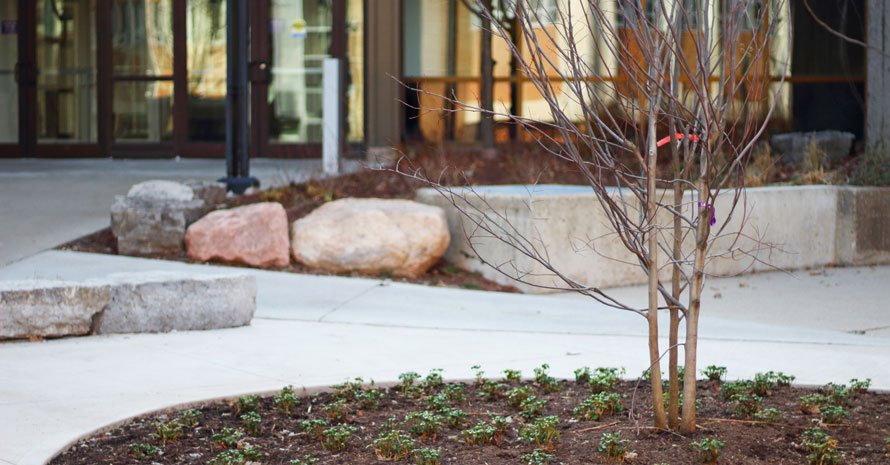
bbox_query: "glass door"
[0,0,17,145]
[110,0,175,148]
[36,0,97,144]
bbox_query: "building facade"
[0,0,880,159]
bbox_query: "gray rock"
[94,272,256,334]
[0,272,256,339]
[127,180,195,202]
[183,180,227,212]
[111,195,205,255]
[770,131,855,165]
[0,280,111,338]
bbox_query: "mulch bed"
[50,368,890,464]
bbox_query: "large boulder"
[111,180,207,255]
[186,202,290,267]
[770,131,855,166]
[291,198,450,278]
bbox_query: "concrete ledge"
[0,272,256,339]
[417,185,890,293]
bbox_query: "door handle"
[248,61,270,84]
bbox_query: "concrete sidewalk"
[1,251,889,465]
[0,158,364,266]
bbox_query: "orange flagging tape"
[656,133,699,148]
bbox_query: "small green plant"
[730,393,763,418]
[820,405,850,425]
[299,419,328,440]
[534,364,561,393]
[521,448,555,465]
[211,427,243,448]
[503,369,522,383]
[753,408,784,423]
[520,415,560,450]
[820,383,849,407]
[207,446,263,465]
[519,396,547,420]
[424,393,450,413]
[588,367,624,393]
[323,398,349,423]
[150,420,182,444]
[598,431,630,460]
[507,386,534,408]
[321,424,358,451]
[701,365,727,382]
[129,442,161,459]
[471,365,485,386]
[177,409,202,427]
[424,369,445,390]
[849,378,871,393]
[356,388,385,410]
[573,392,625,421]
[331,377,365,401]
[444,408,467,428]
[241,411,261,436]
[444,383,467,404]
[477,379,505,399]
[462,416,508,447]
[749,371,795,396]
[574,366,591,383]
[289,456,319,465]
[719,381,751,401]
[274,385,299,415]
[802,427,843,465]
[399,371,422,387]
[232,394,260,414]
[413,447,441,465]
[404,411,443,438]
[371,428,415,460]
[884,438,890,456]
[800,394,830,415]
[691,437,725,464]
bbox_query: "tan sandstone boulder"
[186,202,290,267]
[291,198,450,277]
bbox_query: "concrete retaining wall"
[416,185,890,293]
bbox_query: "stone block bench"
[0,272,256,339]
[416,185,890,293]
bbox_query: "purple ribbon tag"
[698,202,716,226]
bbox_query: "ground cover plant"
[50,367,890,464]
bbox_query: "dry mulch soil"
[51,369,890,464]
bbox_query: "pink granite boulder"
[186,202,290,267]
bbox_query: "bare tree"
[398,0,789,433]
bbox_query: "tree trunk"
[647,111,667,431]
[479,0,496,155]
[668,139,682,430]
[681,154,709,434]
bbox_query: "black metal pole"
[220,0,258,194]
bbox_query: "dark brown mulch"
[49,373,890,465]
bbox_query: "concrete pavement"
[0,158,363,266]
[1,250,888,465]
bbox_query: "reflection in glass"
[112,0,173,76]
[37,0,97,142]
[113,80,173,141]
[0,0,17,142]
[270,0,331,143]
[346,0,363,142]
[187,0,227,141]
